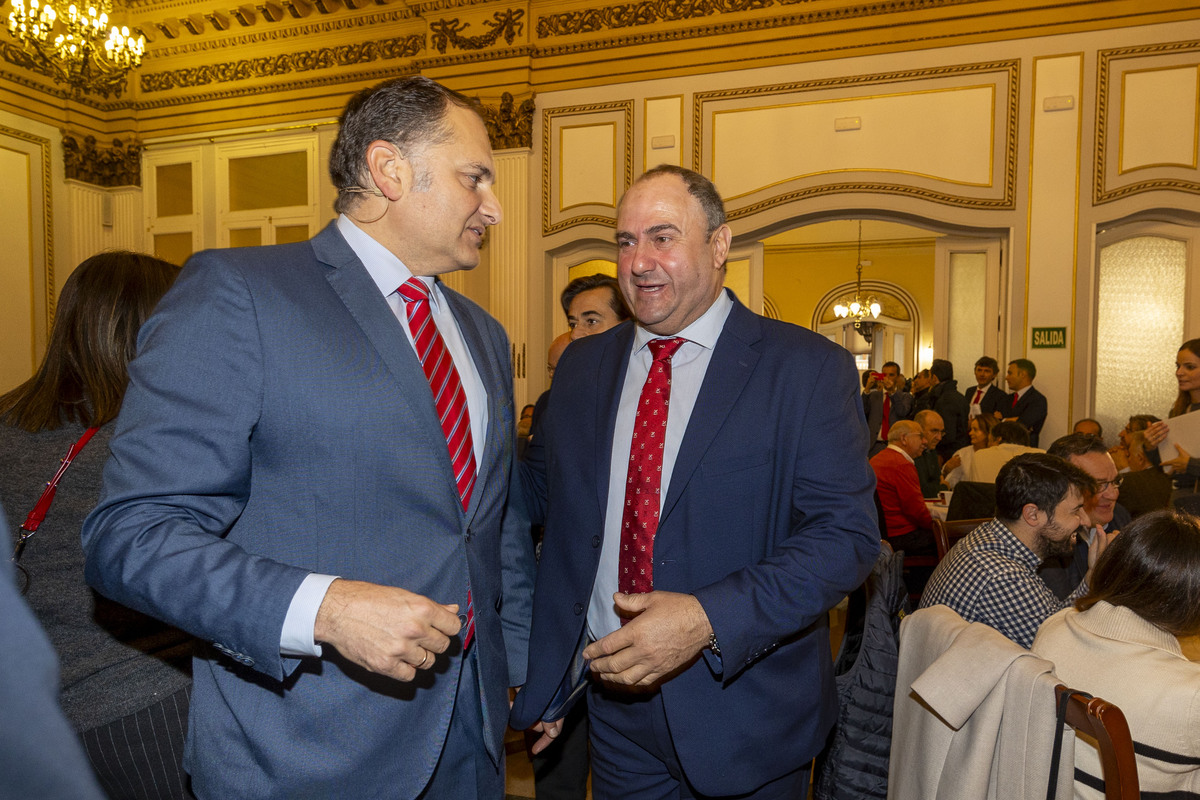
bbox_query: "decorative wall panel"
[694,61,1020,219]
[542,100,633,235]
[1096,41,1200,203]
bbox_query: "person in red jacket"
[871,419,936,557]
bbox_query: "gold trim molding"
[0,124,55,328]
[141,35,425,91]
[542,100,634,235]
[1095,40,1200,205]
[430,8,524,53]
[694,60,1020,218]
[535,0,972,38]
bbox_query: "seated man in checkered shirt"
[919,452,1117,648]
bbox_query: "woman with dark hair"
[0,251,194,800]
[941,413,995,489]
[1143,339,1200,506]
[1033,509,1200,799]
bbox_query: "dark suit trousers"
[417,650,505,800]
[80,686,193,800]
[530,696,590,799]
[587,683,810,800]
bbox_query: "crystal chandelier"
[833,220,882,343]
[6,0,144,97]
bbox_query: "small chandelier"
[833,220,882,343]
[6,0,145,98]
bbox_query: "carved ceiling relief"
[62,132,143,186]
[480,91,534,149]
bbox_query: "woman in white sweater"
[1033,509,1200,799]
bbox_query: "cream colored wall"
[763,240,935,341]
[532,18,1200,447]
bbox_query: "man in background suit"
[82,77,534,799]
[965,356,1007,419]
[1005,358,1048,447]
[511,165,879,799]
[864,360,914,456]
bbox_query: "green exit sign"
[1032,327,1067,348]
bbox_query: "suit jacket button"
[573,603,584,615]
[591,535,601,548]
[465,528,473,542]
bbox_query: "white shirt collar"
[886,443,915,464]
[336,214,441,309]
[631,289,733,354]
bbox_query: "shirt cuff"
[280,573,339,657]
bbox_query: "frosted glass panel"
[275,224,309,244]
[1095,236,1186,437]
[229,228,262,248]
[156,163,193,217]
[154,232,192,266]
[228,151,308,211]
[947,252,987,377]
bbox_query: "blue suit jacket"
[509,296,879,796]
[82,223,534,799]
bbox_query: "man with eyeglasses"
[1039,433,1131,599]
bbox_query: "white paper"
[1158,408,1200,470]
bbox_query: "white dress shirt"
[279,215,489,657]
[588,290,734,641]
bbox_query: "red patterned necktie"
[619,337,685,597]
[1012,391,1019,409]
[397,277,477,647]
[974,388,984,405]
[881,393,891,439]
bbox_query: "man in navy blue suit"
[511,165,879,799]
[83,77,533,799]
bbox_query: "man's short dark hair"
[1128,414,1160,432]
[930,359,954,382]
[882,361,900,373]
[975,356,999,372]
[1048,433,1107,460]
[1009,358,1037,380]
[559,274,630,321]
[630,164,726,238]
[991,420,1030,446]
[995,453,1096,523]
[329,76,477,214]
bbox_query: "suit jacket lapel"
[661,300,761,522]
[312,223,466,514]
[440,286,504,521]
[595,324,635,518]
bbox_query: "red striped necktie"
[397,277,477,647]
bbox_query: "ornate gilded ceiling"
[1,0,1196,144]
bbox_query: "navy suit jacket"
[964,382,1007,419]
[1009,386,1048,447]
[510,296,879,796]
[863,389,914,447]
[82,223,534,799]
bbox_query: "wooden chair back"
[1054,685,1140,800]
[931,517,989,560]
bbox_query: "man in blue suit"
[510,165,879,799]
[82,77,534,799]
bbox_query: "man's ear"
[364,140,411,202]
[1020,502,1044,527]
[710,224,732,269]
